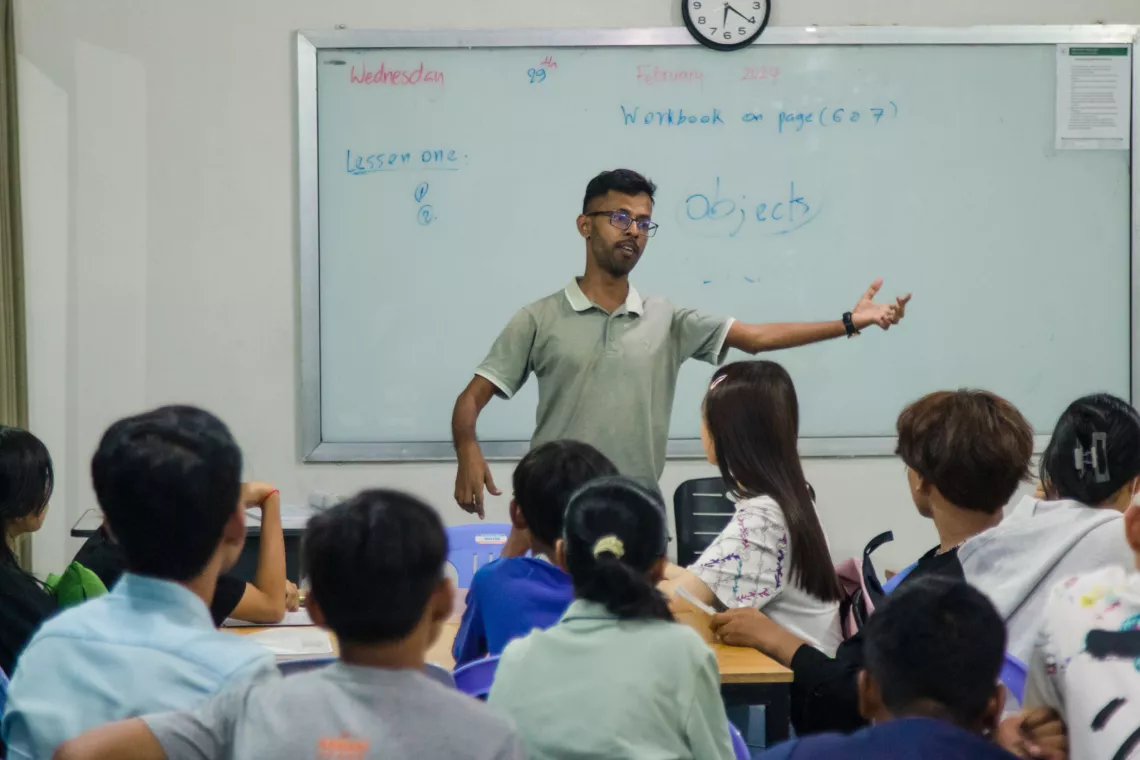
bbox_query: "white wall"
[15,0,1140,577]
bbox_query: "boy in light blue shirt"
[453,440,616,666]
[2,406,277,759]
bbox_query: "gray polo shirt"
[476,280,733,488]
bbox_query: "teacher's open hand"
[851,278,912,331]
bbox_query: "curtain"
[0,0,31,568]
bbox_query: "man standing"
[453,169,910,515]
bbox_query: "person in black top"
[709,390,1048,739]
[73,485,299,627]
[0,427,58,676]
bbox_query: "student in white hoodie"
[958,393,1139,665]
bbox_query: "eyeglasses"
[586,210,659,238]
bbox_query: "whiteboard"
[298,26,1139,462]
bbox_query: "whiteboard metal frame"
[297,25,1139,463]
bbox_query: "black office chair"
[673,477,817,566]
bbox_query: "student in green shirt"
[489,476,735,760]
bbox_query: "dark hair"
[896,390,1034,514]
[513,441,618,547]
[563,476,672,622]
[0,427,54,566]
[1040,393,1140,505]
[704,362,843,603]
[582,169,657,213]
[304,489,447,644]
[863,577,1005,728]
[91,406,242,581]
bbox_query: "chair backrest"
[424,662,458,689]
[881,560,919,595]
[728,721,750,760]
[1001,653,1028,704]
[277,656,337,676]
[452,655,501,700]
[673,478,735,567]
[446,524,510,588]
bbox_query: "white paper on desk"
[243,627,332,656]
[1056,44,1131,150]
[222,609,314,628]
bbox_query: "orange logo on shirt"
[318,733,370,759]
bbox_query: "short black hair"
[0,427,54,565]
[304,489,447,644]
[863,577,1006,728]
[513,441,617,546]
[582,169,656,213]
[91,406,242,582]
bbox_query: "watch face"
[682,0,771,52]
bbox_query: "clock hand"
[722,4,729,28]
[726,4,756,23]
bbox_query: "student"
[660,361,843,656]
[763,578,1024,759]
[1024,497,1140,760]
[489,476,735,760]
[55,489,527,760]
[0,427,57,676]
[73,494,300,626]
[2,406,275,759]
[960,393,1139,663]
[708,390,1036,735]
[453,439,617,666]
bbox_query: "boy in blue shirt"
[452,440,616,666]
[763,577,1058,760]
[2,406,276,759]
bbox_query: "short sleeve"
[672,308,733,366]
[689,505,787,610]
[683,646,736,760]
[209,574,248,626]
[143,671,273,760]
[475,309,537,399]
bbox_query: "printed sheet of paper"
[1056,45,1132,150]
[243,626,333,657]
[222,609,314,628]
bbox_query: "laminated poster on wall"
[1055,45,1132,150]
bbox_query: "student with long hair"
[489,476,734,760]
[661,361,843,656]
[0,426,57,675]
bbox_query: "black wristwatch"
[843,312,860,338]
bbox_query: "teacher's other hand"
[851,279,912,331]
[454,444,501,518]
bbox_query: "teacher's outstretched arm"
[725,279,911,354]
[452,375,502,518]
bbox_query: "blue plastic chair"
[882,561,918,594]
[278,656,337,676]
[453,655,501,699]
[729,721,750,760]
[446,524,510,588]
[1001,653,1028,704]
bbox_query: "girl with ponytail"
[489,476,735,760]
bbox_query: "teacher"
[453,169,910,515]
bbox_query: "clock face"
[682,0,771,52]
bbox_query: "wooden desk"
[231,599,793,743]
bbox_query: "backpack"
[45,561,108,608]
[835,531,894,640]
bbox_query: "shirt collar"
[560,598,620,622]
[112,572,216,629]
[564,279,644,316]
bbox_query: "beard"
[594,239,642,276]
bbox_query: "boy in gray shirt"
[55,490,525,760]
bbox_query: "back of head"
[562,476,671,622]
[704,361,842,603]
[91,406,241,581]
[863,577,1006,729]
[0,427,54,564]
[582,169,656,212]
[896,389,1034,514]
[1041,393,1140,505]
[304,489,447,644]
[512,440,618,547]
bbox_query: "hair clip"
[592,535,625,559]
[1073,432,1110,484]
[709,375,727,391]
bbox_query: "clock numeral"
[710,27,717,34]
[738,27,746,35]
[752,1,762,7]
[697,15,705,23]
[723,31,732,40]
[693,1,702,7]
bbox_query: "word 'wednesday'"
[350,63,445,86]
